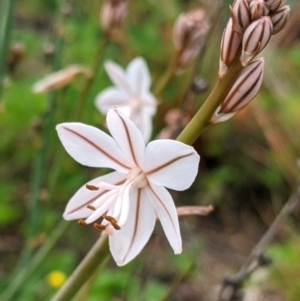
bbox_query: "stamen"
[110,220,121,230]
[78,219,87,227]
[86,184,99,190]
[94,223,106,231]
[87,204,96,211]
[103,214,121,230]
[103,213,117,223]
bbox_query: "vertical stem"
[153,52,179,97]
[51,234,109,301]
[72,35,109,120]
[14,0,66,274]
[0,0,16,98]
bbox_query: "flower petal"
[56,122,130,172]
[63,172,127,220]
[145,183,182,254]
[94,87,130,114]
[143,140,200,190]
[105,61,133,96]
[126,57,151,95]
[106,108,145,167]
[109,188,156,266]
[134,111,153,143]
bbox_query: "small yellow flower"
[47,270,67,288]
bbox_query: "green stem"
[0,221,70,301]
[176,58,243,144]
[72,35,109,120]
[50,234,109,301]
[0,0,16,98]
[11,0,66,278]
[153,52,179,97]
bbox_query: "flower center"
[130,97,142,113]
[127,167,147,188]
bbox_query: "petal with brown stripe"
[109,188,156,266]
[146,183,182,254]
[56,122,130,172]
[143,140,200,191]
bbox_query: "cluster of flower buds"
[173,9,210,70]
[100,0,127,34]
[219,0,290,77]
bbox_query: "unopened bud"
[230,0,251,36]
[219,18,242,77]
[33,65,92,94]
[221,58,264,113]
[173,9,210,69]
[249,0,270,20]
[270,5,290,34]
[265,0,284,12]
[100,0,127,33]
[240,16,273,67]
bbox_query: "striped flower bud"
[249,0,270,20]
[100,0,127,33]
[270,5,290,34]
[240,16,273,67]
[265,0,284,12]
[221,58,264,113]
[173,9,210,70]
[219,18,242,77]
[230,0,251,36]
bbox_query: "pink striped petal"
[106,109,145,168]
[143,140,200,191]
[145,184,182,254]
[56,123,130,172]
[109,188,156,266]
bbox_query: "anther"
[103,213,117,223]
[110,220,121,230]
[86,184,99,190]
[78,219,87,227]
[87,204,96,211]
[103,214,121,230]
[93,223,106,231]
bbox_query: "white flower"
[56,109,199,266]
[95,57,157,142]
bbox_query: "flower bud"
[33,65,92,94]
[270,5,290,34]
[221,58,264,113]
[230,0,251,35]
[173,9,210,70]
[264,0,284,12]
[240,16,273,67]
[249,0,270,20]
[219,18,242,77]
[100,0,127,33]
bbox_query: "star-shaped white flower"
[56,109,199,266]
[95,57,157,142]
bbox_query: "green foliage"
[267,236,300,301]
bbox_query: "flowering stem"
[0,221,70,301]
[50,234,109,301]
[176,58,243,145]
[0,0,16,99]
[153,52,179,97]
[72,35,109,120]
